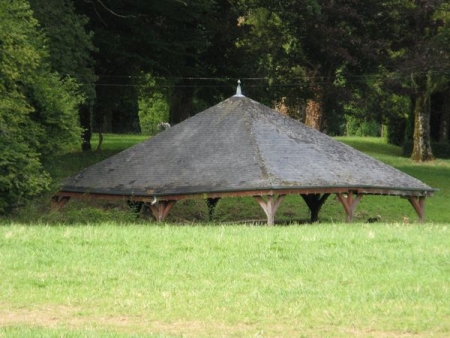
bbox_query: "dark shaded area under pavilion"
[52,88,435,224]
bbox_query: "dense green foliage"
[28,0,97,150]
[138,76,170,135]
[0,0,84,213]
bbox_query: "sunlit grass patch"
[1,223,449,337]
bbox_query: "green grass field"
[1,135,449,337]
[1,224,449,337]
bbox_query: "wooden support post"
[254,195,285,226]
[206,198,221,221]
[301,193,330,223]
[408,196,426,222]
[336,193,363,223]
[51,196,71,211]
[148,200,176,222]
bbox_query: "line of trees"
[1,0,449,213]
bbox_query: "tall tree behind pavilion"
[240,1,419,131]
[29,0,96,151]
[74,0,243,129]
[388,0,450,161]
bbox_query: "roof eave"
[55,184,436,202]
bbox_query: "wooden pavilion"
[52,83,435,224]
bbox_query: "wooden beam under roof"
[52,186,431,224]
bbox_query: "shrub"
[138,76,170,135]
[345,115,381,137]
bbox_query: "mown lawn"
[1,223,449,337]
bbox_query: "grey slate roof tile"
[59,95,434,197]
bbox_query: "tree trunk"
[305,86,324,131]
[411,91,434,162]
[79,104,92,152]
[439,87,450,142]
[169,86,195,125]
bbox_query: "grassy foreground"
[1,223,449,337]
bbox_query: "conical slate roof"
[59,95,434,198]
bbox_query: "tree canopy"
[0,0,84,213]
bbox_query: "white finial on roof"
[233,79,245,97]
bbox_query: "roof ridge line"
[245,106,273,184]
